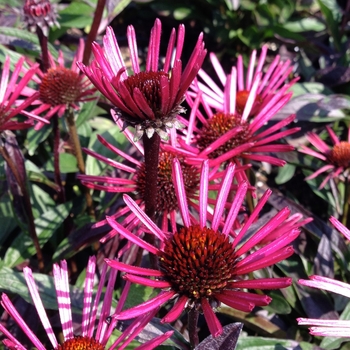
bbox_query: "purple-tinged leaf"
[314,234,334,278]
[196,323,243,350]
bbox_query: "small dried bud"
[23,0,59,37]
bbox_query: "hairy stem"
[188,308,199,349]
[65,107,95,218]
[0,144,44,272]
[82,0,106,65]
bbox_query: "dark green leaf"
[3,201,72,267]
[265,292,292,314]
[275,164,296,185]
[75,98,100,128]
[0,27,58,58]
[317,0,341,51]
[25,123,53,156]
[236,336,301,349]
[45,153,78,173]
[0,266,85,313]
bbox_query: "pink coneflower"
[25,39,96,130]
[174,45,299,167]
[168,89,299,168]
[190,45,297,116]
[0,56,48,131]
[105,160,300,337]
[299,125,350,189]
[297,217,350,337]
[78,117,251,244]
[78,18,206,141]
[0,256,172,349]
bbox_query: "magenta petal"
[115,290,176,320]
[161,295,188,323]
[105,259,163,277]
[220,290,271,306]
[124,274,171,288]
[229,277,292,289]
[106,216,159,254]
[201,297,223,337]
[215,293,255,312]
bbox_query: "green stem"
[0,144,44,272]
[188,308,199,349]
[65,107,95,218]
[82,0,106,65]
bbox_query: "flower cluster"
[4,6,345,349]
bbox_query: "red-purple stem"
[141,133,160,269]
[188,308,199,348]
[36,26,50,73]
[142,133,160,221]
[82,0,106,65]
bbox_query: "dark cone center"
[327,141,350,169]
[39,67,82,106]
[158,225,236,300]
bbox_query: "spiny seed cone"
[327,142,350,168]
[158,225,236,301]
[136,152,200,214]
[196,112,250,159]
[39,67,82,106]
[121,71,169,120]
[56,336,104,350]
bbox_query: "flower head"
[166,89,299,168]
[106,160,301,337]
[297,217,350,337]
[78,19,206,141]
[26,39,96,129]
[0,257,173,349]
[173,45,299,167]
[23,0,59,36]
[0,56,48,132]
[190,45,297,116]
[299,125,350,188]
